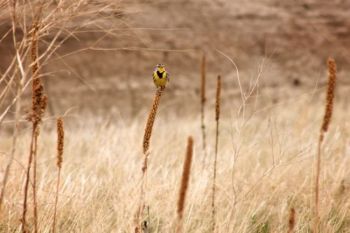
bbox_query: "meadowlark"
[152,64,169,89]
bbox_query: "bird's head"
[156,64,166,73]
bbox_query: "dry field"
[1,87,350,232]
[1,1,350,233]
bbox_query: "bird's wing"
[166,72,170,82]
[152,71,157,81]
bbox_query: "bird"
[152,64,169,89]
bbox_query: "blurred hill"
[1,0,350,117]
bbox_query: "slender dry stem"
[22,127,35,233]
[31,19,40,233]
[200,54,207,166]
[314,57,336,233]
[211,75,221,232]
[176,136,194,233]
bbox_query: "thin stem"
[21,127,36,233]
[211,75,221,232]
[32,133,39,233]
[52,168,61,233]
[314,133,323,233]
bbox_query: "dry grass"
[0,93,349,232]
[1,1,350,233]
[211,75,221,232]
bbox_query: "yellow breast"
[153,71,168,87]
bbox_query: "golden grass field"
[1,1,350,233]
[1,89,350,232]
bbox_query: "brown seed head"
[288,207,296,233]
[31,21,40,79]
[321,57,336,133]
[30,20,47,125]
[177,136,194,221]
[143,88,163,154]
[56,118,64,169]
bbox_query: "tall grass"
[0,94,349,231]
[211,75,221,232]
[200,54,207,166]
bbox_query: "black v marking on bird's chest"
[157,71,164,78]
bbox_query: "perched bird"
[152,64,169,89]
